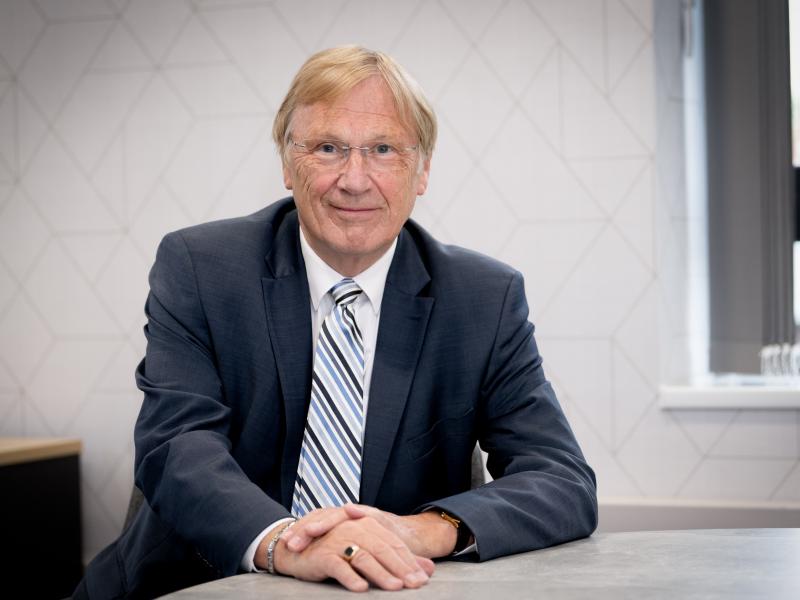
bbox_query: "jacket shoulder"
[403,218,520,291]
[167,198,295,252]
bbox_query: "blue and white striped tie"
[292,278,365,517]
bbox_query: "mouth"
[329,204,381,218]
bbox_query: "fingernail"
[405,571,428,585]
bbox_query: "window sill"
[659,376,800,410]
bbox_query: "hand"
[275,515,434,592]
[285,504,457,559]
[254,507,353,570]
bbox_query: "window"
[702,0,794,374]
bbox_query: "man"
[76,46,597,598]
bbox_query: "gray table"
[163,529,800,599]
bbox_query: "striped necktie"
[292,278,365,517]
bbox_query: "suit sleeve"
[426,270,598,560]
[133,232,291,576]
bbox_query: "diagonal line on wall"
[81,469,129,536]
[437,0,511,53]
[548,364,646,495]
[670,410,742,496]
[526,0,652,157]
[620,0,652,36]
[21,18,116,127]
[0,83,16,180]
[535,222,608,320]
[7,0,49,73]
[90,418,138,505]
[671,452,706,497]
[21,385,58,435]
[457,51,544,225]
[610,343,659,451]
[92,11,156,73]
[514,46,617,222]
[127,183,193,263]
[50,234,129,333]
[547,368,615,454]
[701,410,746,457]
[14,22,136,229]
[607,27,650,96]
[122,0,195,66]
[767,459,800,501]
[0,59,16,182]
[609,219,656,276]
[194,4,279,112]
[607,156,656,267]
[0,396,22,429]
[434,65,521,223]
[83,77,152,180]
[611,327,656,390]
[612,391,656,454]
[200,116,271,222]
[430,0,508,109]
[386,0,431,55]
[611,302,656,382]
[0,301,55,391]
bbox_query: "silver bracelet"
[266,520,296,575]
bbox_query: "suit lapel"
[360,229,434,506]
[260,210,313,508]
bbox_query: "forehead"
[291,76,413,139]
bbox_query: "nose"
[336,148,372,194]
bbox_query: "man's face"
[282,76,430,276]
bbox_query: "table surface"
[163,528,800,599]
[0,437,81,466]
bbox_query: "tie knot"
[330,278,362,307]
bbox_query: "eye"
[373,143,395,155]
[316,142,339,154]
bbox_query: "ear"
[282,160,293,190]
[415,156,431,196]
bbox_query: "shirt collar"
[299,226,396,316]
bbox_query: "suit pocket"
[406,406,475,462]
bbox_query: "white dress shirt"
[241,228,396,571]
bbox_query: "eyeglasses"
[289,139,418,171]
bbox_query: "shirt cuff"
[241,517,296,572]
[455,541,477,555]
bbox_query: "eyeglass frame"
[288,138,420,169]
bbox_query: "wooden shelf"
[0,437,81,467]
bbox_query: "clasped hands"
[259,504,457,592]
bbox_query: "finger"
[286,509,352,552]
[324,554,371,592]
[416,556,435,577]
[357,533,429,587]
[343,503,368,519]
[306,504,365,536]
[346,547,406,591]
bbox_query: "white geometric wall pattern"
[0,0,797,566]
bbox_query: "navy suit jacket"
[79,198,597,599]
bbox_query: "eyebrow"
[301,130,404,143]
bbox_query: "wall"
[0,0,797,563]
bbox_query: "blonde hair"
[272,46,437,160]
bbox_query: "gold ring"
[343,544,360,562]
